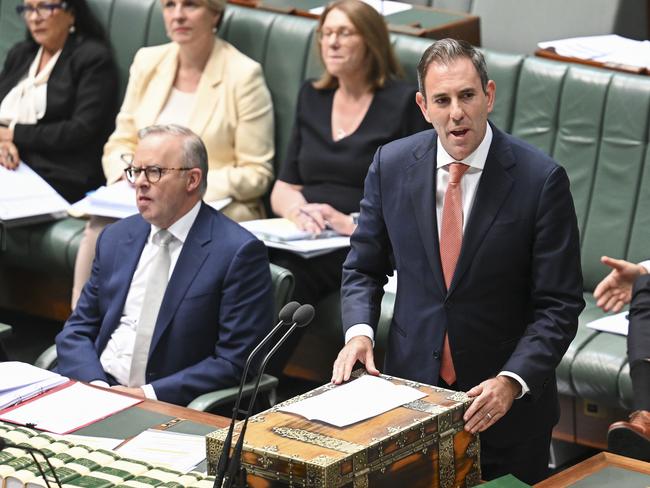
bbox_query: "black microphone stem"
[222,323,300,488]
[212,302,300,488]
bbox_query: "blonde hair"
[313,0,403,90]
[203,0,226,13]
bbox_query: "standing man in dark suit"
[332,39,584,484]
[57,124,274,406]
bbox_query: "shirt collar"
[149,200,202,245]
[436,123,493,170]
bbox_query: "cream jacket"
[102,38,274,221]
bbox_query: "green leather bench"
[1,0,649,427]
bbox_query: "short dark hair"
[23,0,108,44]
[417,38,488,100]
[138,125,209,196]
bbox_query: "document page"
[280,375,427,427]
[586,311,628,336]
[0,362,68,410]
[538,35,650,69]
[70,181,233,219]
[116,429,207,473]
[0,163,69,220]
[0,382,142,434]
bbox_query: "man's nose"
[450,100,464,122]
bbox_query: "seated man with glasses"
[56,124,274,406]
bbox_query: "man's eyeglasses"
[121,154,192,184]
[16,2,68,19]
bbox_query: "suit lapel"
[407,138,446,296]
[138,46,178,127]
[189,39,223,137]
[149,204,212,355]
[449,126,515,294]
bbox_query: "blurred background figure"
[71,0,275,307]
[268,0,428,376]
[594,256,650,461]
[0,0,118,203]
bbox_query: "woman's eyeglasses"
[16,2,68,19]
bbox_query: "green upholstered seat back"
[216,5,316,188]
[0,0,22,63]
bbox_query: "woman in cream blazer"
[103,38,274,221]
[72,0,274,308]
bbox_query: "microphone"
[222,304,315,488]
[212,301,301,488]
[0,438,62,488]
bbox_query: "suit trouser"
[628,275,650,411]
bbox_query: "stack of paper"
[0,362,68,410]
[279,374,427,427]
[538,35,650,70]
[70,180,234,219]
[310,0,411,15]
[240,218,350,258]
[0,163,69,223]
[0,382,142,434]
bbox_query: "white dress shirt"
[93,201,202,398]
[346,125,530,397]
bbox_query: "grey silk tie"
[128,229,174,387]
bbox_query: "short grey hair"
[416,38,489,100]
[138,124,208,196]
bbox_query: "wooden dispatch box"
[206,371,481,487]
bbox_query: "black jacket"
[0,34,118,202]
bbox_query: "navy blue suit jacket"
[57,203,274,405]
[342,125,585,446]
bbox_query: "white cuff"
[345,324,375,346]
[90,380,110,388]
[141,384,157,400]
[498,371,529,399]
[639,260,650,273]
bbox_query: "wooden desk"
[229,0,480,45]
[535,48,648,76]
[535,452,650,487]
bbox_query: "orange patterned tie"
[439,162,469,385]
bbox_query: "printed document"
[0,163,69,221]
[0,362,68,410]
[0,382,141,434]
[70,181,232,219]
[280,374,426,427]
[586,311,629,336]
[116,429,206,473]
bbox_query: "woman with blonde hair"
[72,0,274,307]
[268,0,428,375]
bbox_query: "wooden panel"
[535,452,650,487]
[574,399,630,450]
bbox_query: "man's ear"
[415,91,431,124]
[186,168,202,192]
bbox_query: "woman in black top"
[0,0,117,203]
[268,0,428,374]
